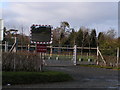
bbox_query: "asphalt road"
[3,66,120,89]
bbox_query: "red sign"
[36,44,47,52]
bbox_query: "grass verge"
[79,64,120,70]
[2,71,73,85]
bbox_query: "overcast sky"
[1,2,118,36]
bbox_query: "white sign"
[0,19,4,41]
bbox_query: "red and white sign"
[36,44,47,53]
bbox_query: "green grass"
[2,71,73,85]
[46,54,95,61]
[77,55,95,61]
[79,64,119,69]
[46,54,72,60]
[112,67,120,70]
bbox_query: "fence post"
[50,45,52,57]
[0,41,2,70]
[73,45,77,65]
[98,48,106,66]
[117,47,119,67]
[39,53,42,71]
[9,37,17,52]
[27,44,30,52]
[5,41,8,52]
[96,46,99,65]
[13,53,16,71]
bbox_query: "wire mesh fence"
[46,46,73,61]
[98,47,119,67]
[45,46,119,67]
[45,46,97,66]
[2,45,119,68]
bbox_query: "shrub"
[2,52,42,71]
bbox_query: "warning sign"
[36,44,47,53]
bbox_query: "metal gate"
[44,45,96,66]
[45,46,74,66]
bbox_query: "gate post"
[73,45,77,65]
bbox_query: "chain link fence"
[2,45,119,68]
[45,46,97,66]
[98,47,119,67]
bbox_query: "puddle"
[108,86,118,89]
[84,78,118,84]
[106,79,118,82]
[84,78,98,81]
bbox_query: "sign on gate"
[36,44,47,53]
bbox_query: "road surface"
[3,66,119,89]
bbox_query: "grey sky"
[2,2,118,36]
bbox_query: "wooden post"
[27,44,30,52]
[39,53,42,71]
[117,47,119,67]
[13,37,17,52]
[98,48,106,66]
[5,41,8,52]
[9,37,17,52]
[39,52,43,71]
[13,53,16,71]
[96,46,99,65]
[50,45,52,57]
